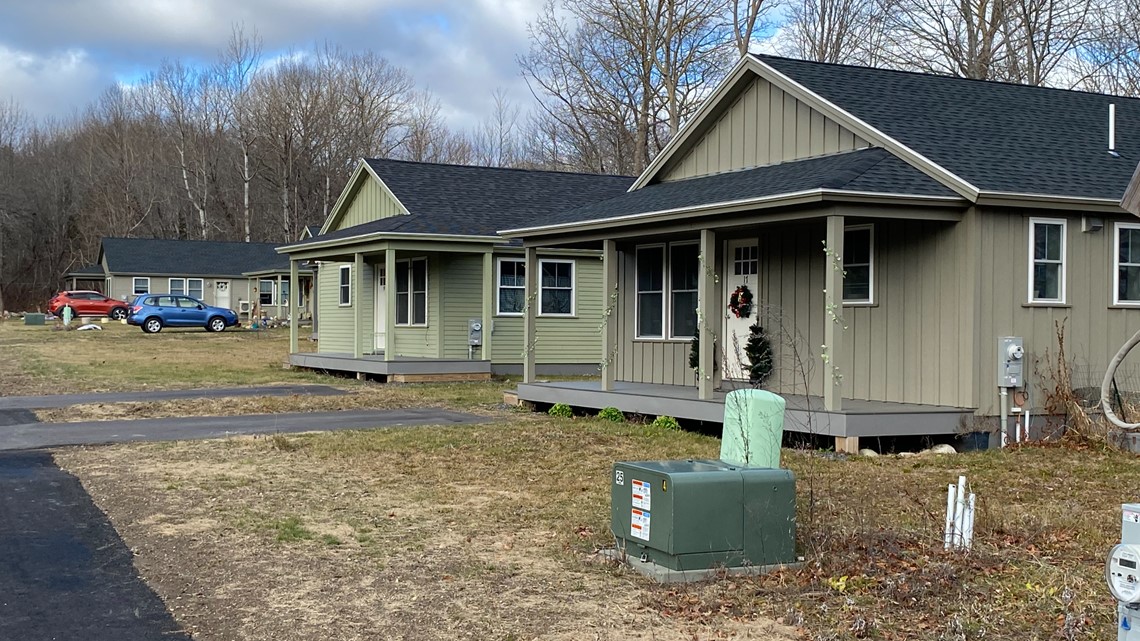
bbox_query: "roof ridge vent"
[1110,103,1121,157]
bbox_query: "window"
[1029,218,1066,303]
[155,295,177,307]
[187,278,203,301]
[497,258,526,315]
[176,297,200,308]
[281,281,289,306]
[635,243,699,339]
[843,225,874,304]
[636,246,665,338]
[339,265,351,306]
[670,243,699,338]
[259,279,275,306]
[539,260,574,316]
[396,258,428,325]
[734,245,758,277]
[169,278,185,296]
[1117,223,1140,304]
[132,278,150,295]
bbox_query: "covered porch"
[289,352,491,382]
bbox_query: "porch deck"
[290,352,491,382]
[516,380,975,439]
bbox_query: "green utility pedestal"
[610,459,795,571]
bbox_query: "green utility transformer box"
[610,459,796,571]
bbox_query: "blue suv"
[128,294,240,333]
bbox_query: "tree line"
[1,0,1138,310]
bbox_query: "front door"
[722,239,759,380]
[374,266,386,351]
[215,280,231,310]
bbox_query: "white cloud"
[0,46,110,121]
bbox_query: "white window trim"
[339,265,352,307]
[1115,222,1140,306]
[187,278,204,301]
[168,277,185,296]
[496,257,526,317]
[537,258,576,317]
[259,279,277,306]
[395,257,429,327]
[132,277,150,295]
[668,241,700,339]
[1028,217,1067,304]
[842,224,875,306]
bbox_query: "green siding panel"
[440,254,484,359]
[331,176,407,232]
[317,262,355,354]
[661,76,870,182]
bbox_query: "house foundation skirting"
[290,353,491,382]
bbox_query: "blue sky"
[0,0,546,129]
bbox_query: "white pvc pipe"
[944,483,957,550]
[1000,388,1009,447]
[954,476,968,548]
[1102,327,1140,430]
[963,493,976,549]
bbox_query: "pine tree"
[745,323,773,385]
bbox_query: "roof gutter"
[975,191,1126,213]
[499,189,965,237]
[277,231,505,254]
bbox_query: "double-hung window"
[259,279,275,306]
[539,260,574,316]
[843,225,874,304]
[396,258,428,325]
[187,278,204,301]
[169,278,186,296]
[338,265,351,306]
[497,258,526,315]
[1117,223,1140,305]
[669,244,699,338]
[1029,218,1066,303]
[635,242,699,339]
[636,246,665,338]
[132,277,150,295]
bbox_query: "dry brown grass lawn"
[0,319,319,395]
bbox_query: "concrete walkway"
[0,408,485,450]
[0,384,347,410]
[0,450,192,640]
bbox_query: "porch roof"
[501,148,962,235]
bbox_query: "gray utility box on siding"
[610,459,796,571]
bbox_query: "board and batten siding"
[973,209,1140,416]
[439,254,484,360]
[660,76,871,182]
[331,176,407,232]
[316,261,374,355]
[490,254,605,364]
[391,254,439,358]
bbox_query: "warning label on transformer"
[631,479,651,510]
[631,508,650,541]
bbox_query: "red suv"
[48,290,130,320]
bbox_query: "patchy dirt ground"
[54,422,797,641]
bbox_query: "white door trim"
[722,238,759,381]
[374,266,387,352]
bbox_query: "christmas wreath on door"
[728,284,754,319]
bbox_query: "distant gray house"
[68,237,313,319]
[503,54,1140,451]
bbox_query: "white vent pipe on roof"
[1110,103,1118,154]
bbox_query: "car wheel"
[207,316,227,333]
[142,317,163,334]
[109,307,127,321]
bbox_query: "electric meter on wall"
[1108,544,1140,604]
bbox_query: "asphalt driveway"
[0,450,192,640]
[0,384,346,410]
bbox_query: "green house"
[502,54,1140,451]
[278,159,632,381]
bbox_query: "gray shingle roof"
[513,148,958,230]
[756,54,1140,200]
[287,160,634,248]
[68,264,106,276]
[101,238,287,275]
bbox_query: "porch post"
[277,274,284,317]
[824,215,845,412]
[353,252,364,359]
[482,251,494,362]
[289,259,299,355]
[385,249,397,361]
[698,229,717,401]
[601,239,618,391]
[523,245,537,383]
